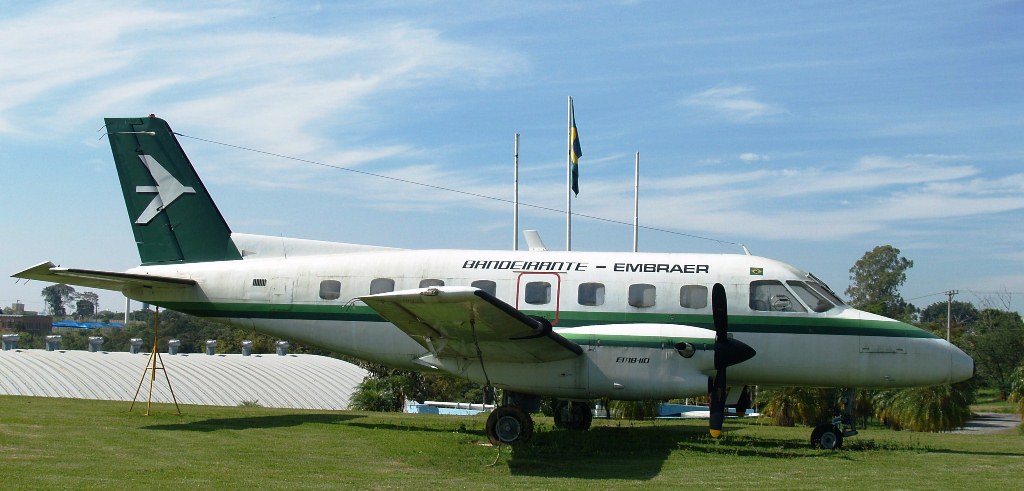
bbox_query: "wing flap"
[13,261,196,292]
[360,286,582,363]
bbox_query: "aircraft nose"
[949,343,975,384]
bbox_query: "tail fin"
[105,116,241,265]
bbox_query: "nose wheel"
[810,423,843,450]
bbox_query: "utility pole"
[945,290,958,341]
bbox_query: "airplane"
[14,115,974,449]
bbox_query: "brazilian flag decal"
[750,267,764,276]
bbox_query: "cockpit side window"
[787,280,835,313]
[749,280,806,312]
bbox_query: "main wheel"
[810,423,843,450]
[486,405,534,446]
[553,400,593,431]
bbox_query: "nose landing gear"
[810,389,859,450]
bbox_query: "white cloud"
[573,154,1024,242]
[680,85,784,122]
[0,3,523,186]
[739,152,769,162]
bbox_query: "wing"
[13,261,196,291]
[359,286,582,363]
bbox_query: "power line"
[176,132,748,250]
[907,290,1023,302]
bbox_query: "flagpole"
[566,96,572,252]
[633,151,639,253]
[513,133,520,251]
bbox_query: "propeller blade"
[708,283,756,437]
[712,283,728,348]
[709,370,727,438]
[709,283,728,438]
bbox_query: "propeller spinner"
[709,283,756,438]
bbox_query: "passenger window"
[679,285,708,309]
[369,278,395,294]
[628,284,656,308]
[578,283,605,306]
[524,281,551,305]
[419,279,445,288]
[471,280,497,296]
[787,281,834,313]
[318,280,342,300]
[749,280,806,312]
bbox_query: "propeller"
[709,283,756,438]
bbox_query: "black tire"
[553,400,593,431]
[810,423,843,450]
[485,405,534,446]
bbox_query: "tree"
[845,245,915,320]
[75,291,100,314]
[74,300,96,318]
[919,300,977,326]
[962,308,1024,399]
[41,284,76,317]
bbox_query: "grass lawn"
[1,395,1021,490]
[972,388,1021,414]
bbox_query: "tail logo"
[134,154,196,224]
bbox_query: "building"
[0,348,368,410]
[0,314,53,336]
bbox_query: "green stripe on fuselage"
[151,301,937,341]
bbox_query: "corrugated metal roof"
[0,349,368,410]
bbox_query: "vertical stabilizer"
[105,116,241,265]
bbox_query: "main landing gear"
[810,389,859,450]
[553,400,593,431]
[485,405,534,446]
[485,397,593,446]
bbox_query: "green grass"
[1,395,1021,490]
[972,388,1021,414]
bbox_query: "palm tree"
[873,382,975,432]
[758,387,836,427]
[608,399,660,420]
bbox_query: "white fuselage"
[122,240,974,400]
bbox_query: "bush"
[758,387,836,427]
[608,400,660,420]
[1009,365,1024,416]
[873,382,975,432]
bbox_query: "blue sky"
[2,1,1022,315]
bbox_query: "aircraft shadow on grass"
[506,424,816,480]
[140,413,361,432]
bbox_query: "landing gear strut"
[810,389,859,450]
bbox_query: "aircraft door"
[515,272,562,326]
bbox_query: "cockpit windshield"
[806,273,845,306]
[786,281,834,313]
[749,274,846,314]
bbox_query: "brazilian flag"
[570,101,582,195]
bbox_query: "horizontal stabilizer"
[360,286,582,363]
[12,261,196,292]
